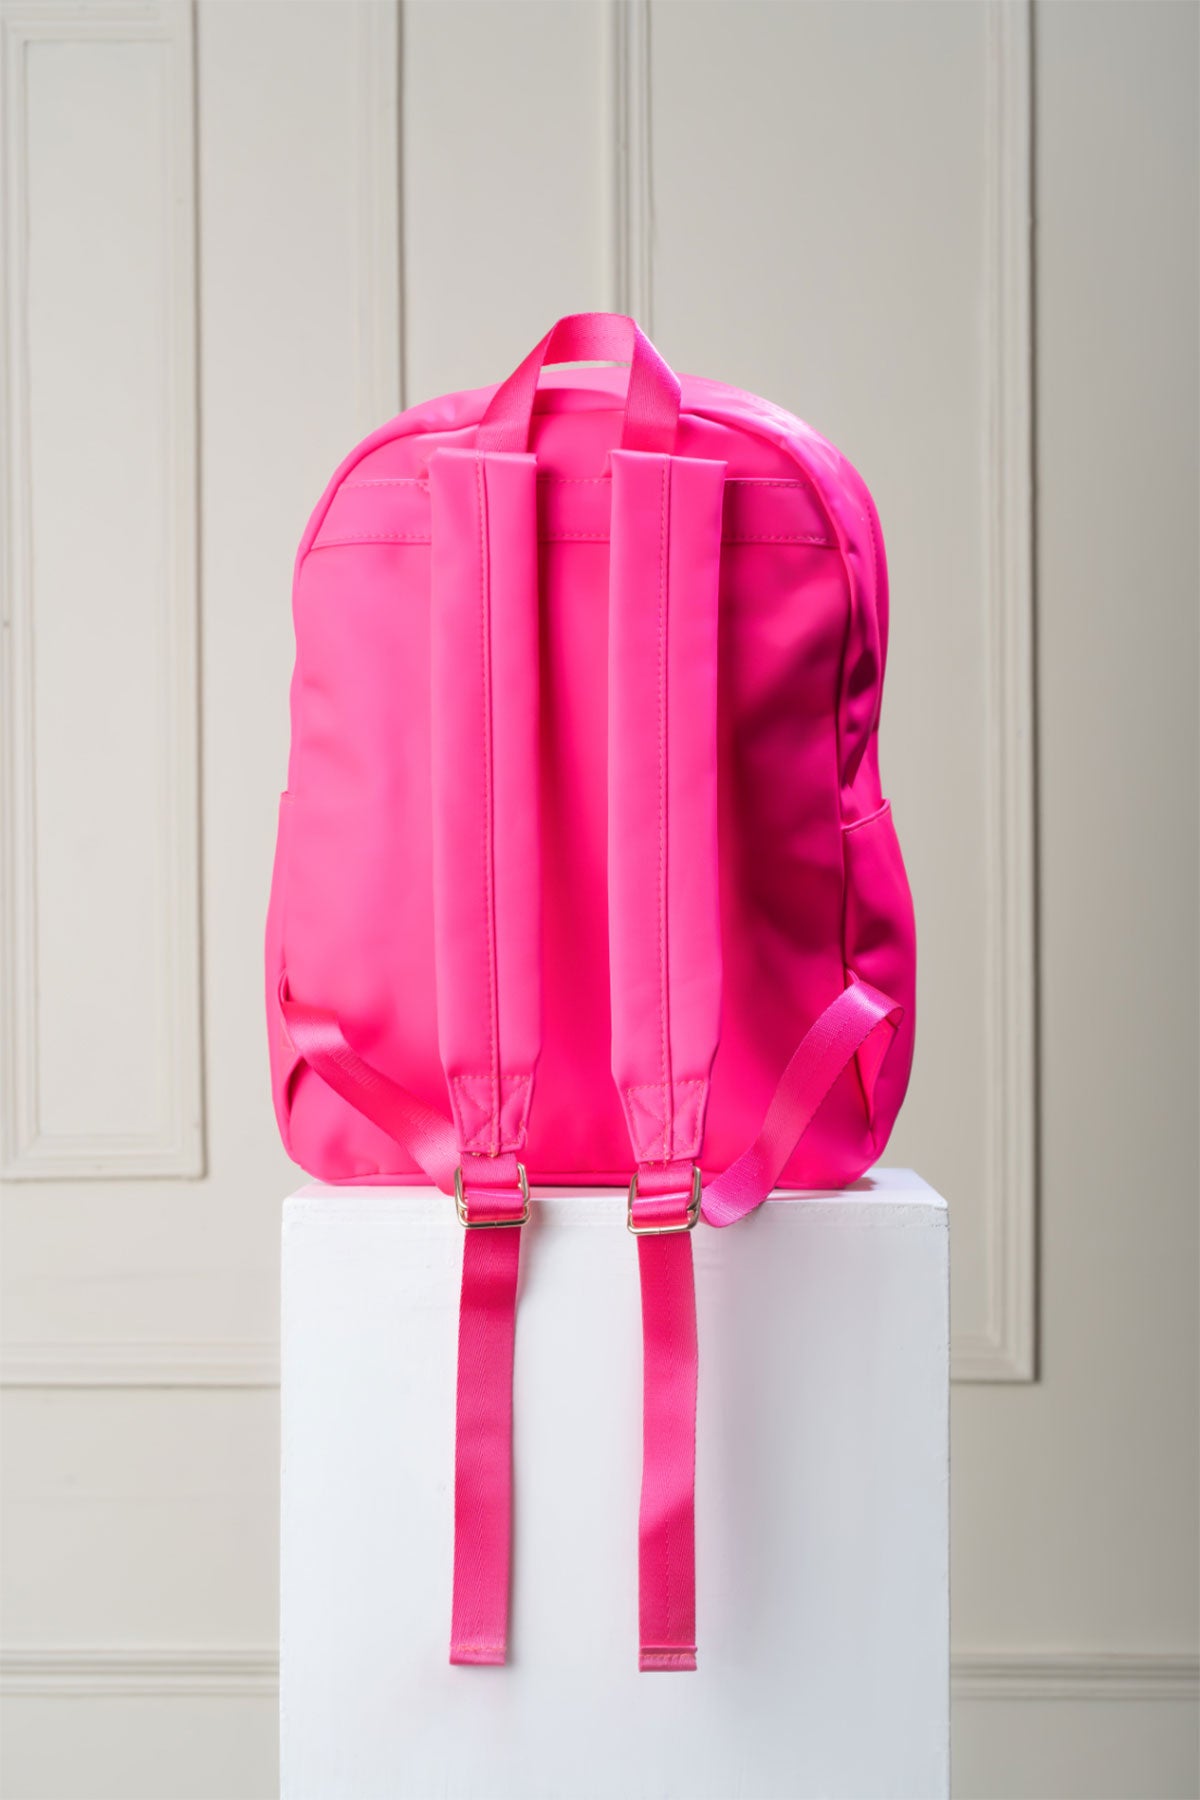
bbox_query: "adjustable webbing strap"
[607,449,727,1672]
[448,1149,528,1665]
[279,987,458,1189]
[429,448,542,1667]
[279,975,900,1235]
[630,1158,702,1670]
[702,979,902,1228]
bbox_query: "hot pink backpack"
[267,314,915,1673]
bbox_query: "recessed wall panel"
[1,3,201,1176]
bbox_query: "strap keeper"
[627,1165,702,1236]
[454,1162,530,1228]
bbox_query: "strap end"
[639,1647,698,1673]
[450,1642,506,1668]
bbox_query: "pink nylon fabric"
[268,365,915,1190]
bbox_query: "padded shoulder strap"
[429,448,542,1159]
[429,447,542,1669]
[608,449,727,1165]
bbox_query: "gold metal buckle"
[454,1162,530,1228]
[626,1165,703,1236]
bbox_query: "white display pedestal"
[280,1172,948,1800]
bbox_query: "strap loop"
[278,985,458,1191]
[702,981,902,1229]
[477,313,681,455]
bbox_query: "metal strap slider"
[454,1162,530,1228]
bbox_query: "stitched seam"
[310,529,833,548]
[344,477,429,489]
[475,456,500,1156]
[460,1126,503,1152]
[657,460,672,1163]
[313,525,834,543]
[726,478,804,489]
[864,493,884,737]
[626,1079,705,1160]
[451,1069,533,1149]
[721,532,831,545]
[453,1071,533,1084]
[309,532,432,545]
[534,475,805,489]
[843,800,892,835]
[292,395,826,577]
[625,1077,706,1093]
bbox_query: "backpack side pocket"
[841,800,917,1141]
[265,792,301,1156]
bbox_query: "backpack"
[266,313,916,1673]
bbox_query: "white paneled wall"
[1,3,1196,1797]
[403,0,610,399]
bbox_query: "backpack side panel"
[771,420,916,1167]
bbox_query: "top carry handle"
[477,311,681,454]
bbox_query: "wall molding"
[0,1646,278,1700]
[0,0,204,1180]
[353,0,403,431]
[957,0,1038,1382]
[952,1651,1200,1704]
[3,1645,1194,1703]
[610,0,653,326]
[0,1340,278,1390]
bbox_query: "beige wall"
[2,3,1196,1796]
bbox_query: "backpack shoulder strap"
[606,449,906,1674]
[607,447,728,1672]
[608,449,727,1171]
[428,446,542,1667]
[429,447,542,1169]
[279,447,541,1670]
